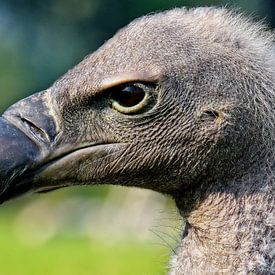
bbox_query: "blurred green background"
[0,0,274,274]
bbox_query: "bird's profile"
[0,7,274,274]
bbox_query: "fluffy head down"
[49,7,275,193]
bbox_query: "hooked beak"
[0,117,40,202]
[0,91,58,203]
[0,91,123,204]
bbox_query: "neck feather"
[172,170,275,274]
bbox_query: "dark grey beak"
[0,92,57,203]
[0,117,40,202]
[0,90,124,204]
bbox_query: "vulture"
[0,7,274,274]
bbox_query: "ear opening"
[203,109,220,119]
[200,108,225,124]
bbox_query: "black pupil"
[112,85,145,107]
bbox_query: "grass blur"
[0,187,178,275]
[0,219,169,275]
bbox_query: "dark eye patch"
[110,84,146,108]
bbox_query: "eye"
[110,83,151,114]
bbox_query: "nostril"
[20,117,49,143]
[3,92,57,144]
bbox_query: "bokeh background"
[0,1,274,274]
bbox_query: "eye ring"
[110,83,152,114]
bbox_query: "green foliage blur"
[0,1,274,274]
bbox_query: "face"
[0,9,268,203]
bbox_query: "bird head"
[0,8,274,203]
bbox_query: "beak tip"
[0,117,40,202]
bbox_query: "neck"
[171,170,275,274]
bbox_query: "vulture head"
[0,7,274,273]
